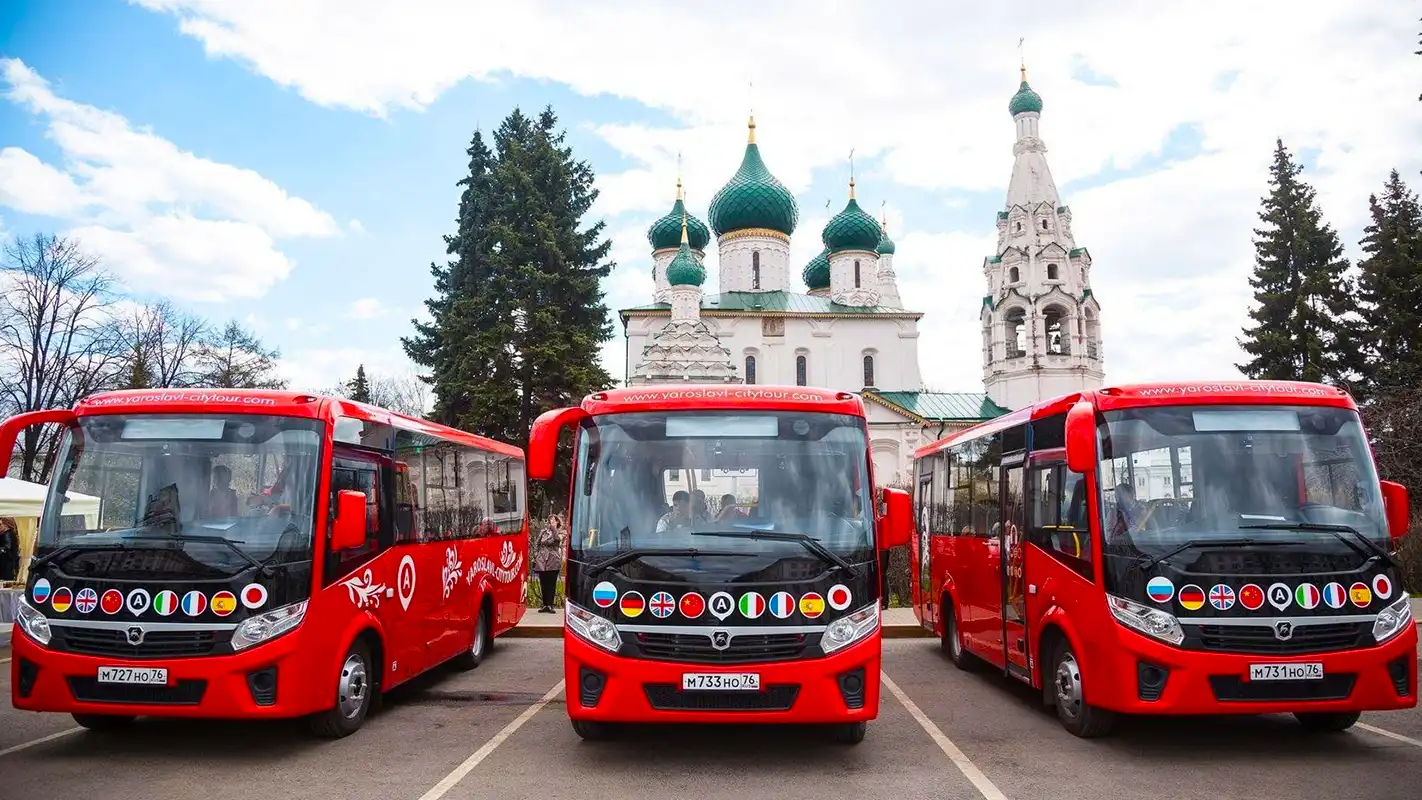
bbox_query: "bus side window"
[1028,464,1092,581]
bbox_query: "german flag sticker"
[1177,584,1206,611]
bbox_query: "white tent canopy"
[1,476,100,585]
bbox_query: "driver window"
[326,447,392,583]
[1028,464,1092,580]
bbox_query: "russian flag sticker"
[768,591,795,619]
[1321,582,1347,610]
[827,584,853,611]
[591,581,618,608]
[31,578,51,605]
[1145,576,1174,604]
[1372,574,1394,600]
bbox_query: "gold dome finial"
[1018,36,1027,82]
[675,151,683,200]
[881,202,889,231]
[848,148,856,199]
[747,113,756,144]
[680,210,689,245]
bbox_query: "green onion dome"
[648,184,711,251]
[1009,79,1043,116]
[707,116,798,237]
[802,248,830,290]
[822,186,882,254]
[664,217,706,287]
[876,219,896,255]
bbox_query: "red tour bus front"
[528,385,913,744]
[910,380,1414,737]
[4,389,529,737]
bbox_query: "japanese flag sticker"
[827,584,853,611]
[240,583,268,609]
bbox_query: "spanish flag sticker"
[211,590,238,617]
[799,592,825,619]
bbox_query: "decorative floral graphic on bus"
[500,540,517,569]
[342,569,386,609]
[468,540,524,585]
[442,547,464,600]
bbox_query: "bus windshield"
[37,414,324,577]
[1096,404,1389,588]
[570,410,875,580]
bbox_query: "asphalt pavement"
[2,636,1420,800]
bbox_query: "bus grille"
[1208,674,1355,702]
[633,632,807,664]
[643,683,799,711]
[1186,622,1368,655]
[67,677,208,705]
[59,627,221,659]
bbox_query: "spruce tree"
[1355,170,1422,398]
[1237,140,1359,386]
[404,107,614,501]
[348,364,372,403]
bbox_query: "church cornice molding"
[717,228,791,244]
[621,308,923,322]
[860,391,929,425]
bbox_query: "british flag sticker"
[648,591,675,619]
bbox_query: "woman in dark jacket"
[0,517,20,583]
[532,515,565,613]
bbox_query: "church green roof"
[802,248,830,290]
[865,391,1010,422]
[876,225,896,255]
[664,219,705,287]
[1009,79,1043,116]
[620,291,918,319]
[707,119,798,237]
[823,191,882,254]
[649,196,710,251]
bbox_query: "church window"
[1044,306,1069,355]
[796,355,807,386]
[863,355,875,388]
[1009,267,1020,283]
[854,260,861,288]
[752,251,761,289]
[1047,263,1059,280]
[745,355,757,384]
[1041,219,1049,231]
[1005,308,1027,358]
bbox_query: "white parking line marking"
[416,679,565,800]
[0,727,82,758]
[882,671,1009,800]
[1359,722,1422,749]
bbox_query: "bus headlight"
[231,600,308,651]
[566,603,621,653]
[1373,595,1413,644]
[15,596,51,646]
[822,603,880,654]
[1108,594,1184,646]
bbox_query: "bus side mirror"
[1065,400,1096,474]
[1380,481,1410,539]
[528,406,590,481]
[879,487,912,550]
[331,490,367,551]
[0,408,77,479]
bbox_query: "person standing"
[0,517,19,582]
[532,514,565,613]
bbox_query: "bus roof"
[73,388,523,459]
[581,384,866,417]
[913,379,1356,460]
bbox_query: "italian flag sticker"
[738,592,765,619]
[153,590,179,616]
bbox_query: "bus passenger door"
[1000,459,1030,681]
[913,474,934,630]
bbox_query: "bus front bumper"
[1086,622,1417,716]
[564,630,882,724]
[10,627,328,720]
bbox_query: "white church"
[620,69,1106,487]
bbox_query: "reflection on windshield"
[1096,404,1388,586]
[571,410,875,569]
[38,414,324,573]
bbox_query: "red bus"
[528,385,912,744]
[910,380,1415,737]
[4,388,528,737]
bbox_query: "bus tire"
[827,721,867,744]
[1294,711,1360,732]
[942,600,978,672]
[71,713,136,731]
[1050,639,1114,738]
[570,717,615,741]
[307,639,375,738]
[451,601,492,671]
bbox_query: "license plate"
[1248,663,1324,681]
[97,666,168,685]
[681,672,760,691]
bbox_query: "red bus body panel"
[9,388,527,721]
[911,380,1417,720]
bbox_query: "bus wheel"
[827,721,867,744]
[452,603,491,671]
[307,640,375,738]
[1294,711,1361,732]
[942,602,978,672]
[71,713,136,731]
[1050,640,1114,738]
[570,718,615,741]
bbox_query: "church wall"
[717,235,790,293]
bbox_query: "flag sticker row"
[592,581,854,620]
[1145,575,1391,611]
[27,579,267,617]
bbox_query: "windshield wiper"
[1134,537,1297,572]
[689,530,860,578]
[29,543,129,573]
[1239,522,1395,568]
[123,533,274,576]
[584,547,753,579]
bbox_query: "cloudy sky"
[1,1,1419,397]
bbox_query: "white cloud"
[278,344,414,395]
[347,297,387,319]
[348,219,365,235]
[138,0,1422,390]
[0,58,339,301]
